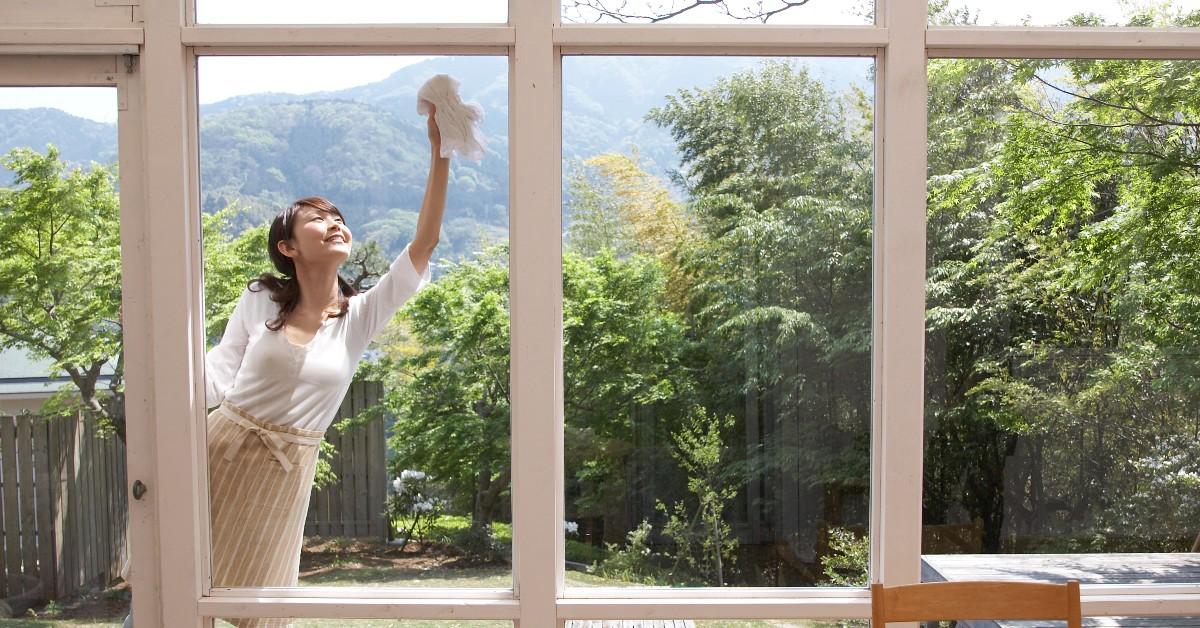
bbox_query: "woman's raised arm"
[408,105,450,275]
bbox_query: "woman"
[198,107,447,627]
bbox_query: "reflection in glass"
[562,56,874,588]
[0,88,129,619]
[198,56,511,593]
[563,0,873,25]
[924,57,1200,580]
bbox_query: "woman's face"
[277,206,352,268]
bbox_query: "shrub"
[385,469,446,550]
[566,539,607,565]
[590,519,666,585]
[820,527,869,587]
[450,523,509,564]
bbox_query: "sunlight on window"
[197,0,505,24]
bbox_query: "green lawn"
[0,524,855,627]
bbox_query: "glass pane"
[931,0,1200,27]
[214,620,509,627]
[0,87,130,622]
[198,56,511,591]
[564,0,873,24]
[533,621,866,627]
[924,57,1200,585]
[562,56,874,588]
[692,623,863,628]
[197,0,505,24]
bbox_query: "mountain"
[0,56,872,261]
[0,108,117,184]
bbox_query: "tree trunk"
[474,466,511,527]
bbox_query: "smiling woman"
[177,110,449,627]
[194,55,513,610]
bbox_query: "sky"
[0,0,1192,123]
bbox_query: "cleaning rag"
[417,74,486,162]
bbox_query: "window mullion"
[142,0,209,624]
[510,0,565,626]
[872,0,928,593]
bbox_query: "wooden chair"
[871,580,1082,627]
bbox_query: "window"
[197,54,513,592]
[562,0,873,24]
[0,66,140,624]
[195,0,506,24]
[929,0,1200,27]
[2,0,1198,625]
[924,56,1200,579]
[562,54,875,590]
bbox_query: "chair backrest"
[871,580,1082,627]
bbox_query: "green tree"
[202,205,271,342]
[657,407,739,586]
[922,5,1200,551]
[563,249,695,542]
[383,247,512,528]
[649,61,875,547]
[381,245,695,534]
[565,151,696,308]
[0,146,387,480]
[0,146,125,438]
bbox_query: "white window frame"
[0,44,158,622]
[3,0,1200,625]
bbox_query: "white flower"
[392,478,403,493]
[401,469,427,481]
[565,521,579,535]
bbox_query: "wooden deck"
[922,553,1200,627]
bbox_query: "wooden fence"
[0,381,389,602]
[305,380,389,539]
[0,412,127,600]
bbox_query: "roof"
[0,347,116,398]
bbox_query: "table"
[921,553,1200,627]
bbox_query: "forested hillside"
[0,55,867,263]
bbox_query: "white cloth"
[204,243,431,432]
[416,74,486,162]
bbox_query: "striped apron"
[207,401,324,628]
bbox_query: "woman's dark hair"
[250,196,358,331]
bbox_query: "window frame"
[0,48,156,622]
[4,0,1200,625]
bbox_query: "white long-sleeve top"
[204,243,430,432]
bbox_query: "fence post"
[33,417,56,598]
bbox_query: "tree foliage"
[0,146,124,436]
[924,9,1200,551]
